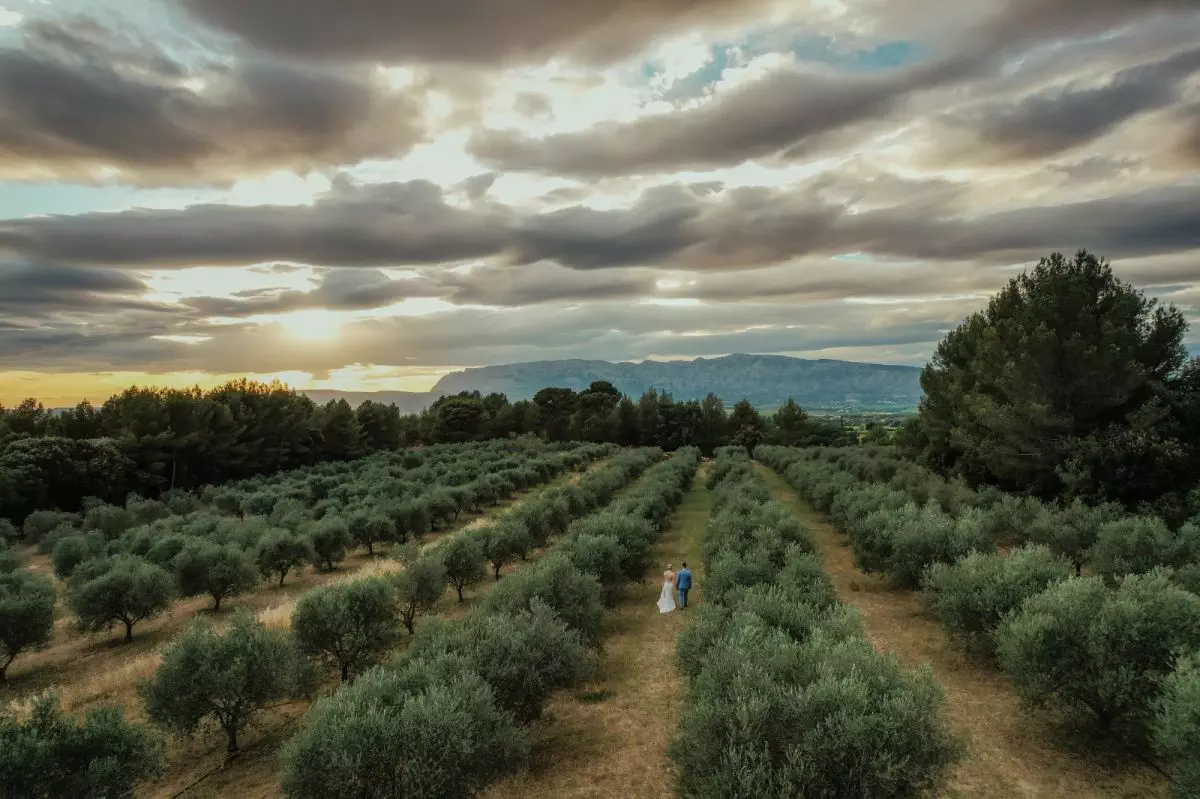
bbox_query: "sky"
[1,0,1199,406]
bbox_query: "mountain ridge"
[301,353,924,412]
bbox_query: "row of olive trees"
[671,447,963,797]
[0,443,631,795]
[278,448,701,798]
[1,442,611,691]
[758,445,1200,796]
[1,442,609,692]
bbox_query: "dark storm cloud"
[0,261,167,317]
[435,262,659,306]
[0,180,511,267]
[179,0,772,66]
[181,268,445,316]
[3,176,1199,272]
[468,56,976,177]
[0,17,424,184]
[468,1,1200,176]
[933,45,1200,163]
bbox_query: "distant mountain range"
[301,354,924,413]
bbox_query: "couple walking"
[657,562,692,613]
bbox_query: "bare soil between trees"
[483,467,711,799]
[755,463,1167,799]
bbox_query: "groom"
[677,562,692,609]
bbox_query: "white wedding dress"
[657,573,677,613]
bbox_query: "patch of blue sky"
[0,182,218,220]
[640,34,926,103]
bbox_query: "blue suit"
[676,568,692,608]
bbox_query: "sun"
[276,310,344,340]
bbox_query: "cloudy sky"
[1,0,1199,405]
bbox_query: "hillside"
[430,353,922,410]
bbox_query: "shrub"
[279,659,528,799]
[0,570,55,683]
[482,552,604,644]
[922,545,1072,650]
[82,504,136,540]
[393,555,447,634]
[1027,499,1118,576]
[254,528,316,587]
[855,503,993,589]
[173,541,258,611]
[142,610,310,753]
[22,509,78,545]
[307,516,353,571]
[439,534,487,601]
[51,532,108,579]
[69,556,173,643]
[407,601,592,722]
[0,693,162,797]
[565,533,626,605]
[1090,515,1176,579]
[0,519,18,545]
[996,571,1200,738]
[292,577,401,681]
[1153,652,1200,798]
[671,626,962,798]
[0,541,19,574]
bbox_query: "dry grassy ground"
[484,467,711,799]
[2,466,600,799]
[755,463,1167,799]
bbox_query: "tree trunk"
[213,594,222,612]
[366,541,375,556]
[456,584,464,602]
[124,619,134,643]
[226,725,238,753]
[403,612,415,635]
[493,562,502,581]
[341,662,350,682]
[279,571,287,587]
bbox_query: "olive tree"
[996,571,1200,737]
[1154,652,1200,798]
[483,553,604,644]
[141,610,309,753]
[439,533,486,601]
[254,528,315,587]
[347,510,395,556]
[0,570,55,683]
[279,657,527,799]
[922,545,1072,651]
[51,532,108,579]
[393,556,446,634]
[407,601,593,722]
[480,522,531,580]
[671,623,962,798]
[0,693,162,797]
[69,556,173,643]
[291,577,401,681]
[307,516,352,571]
[173,541,258,611]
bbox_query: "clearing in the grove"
[754,463,1168,799]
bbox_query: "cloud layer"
[0,0,1198,401]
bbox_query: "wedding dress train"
[657,578,677,613]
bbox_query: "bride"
[657,564,677,613]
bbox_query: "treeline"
[759,445,1200,795]
[0,375,854,522]
[903,250,1200,520]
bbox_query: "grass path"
[483,467,711,799]
[755,463,1165,799]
